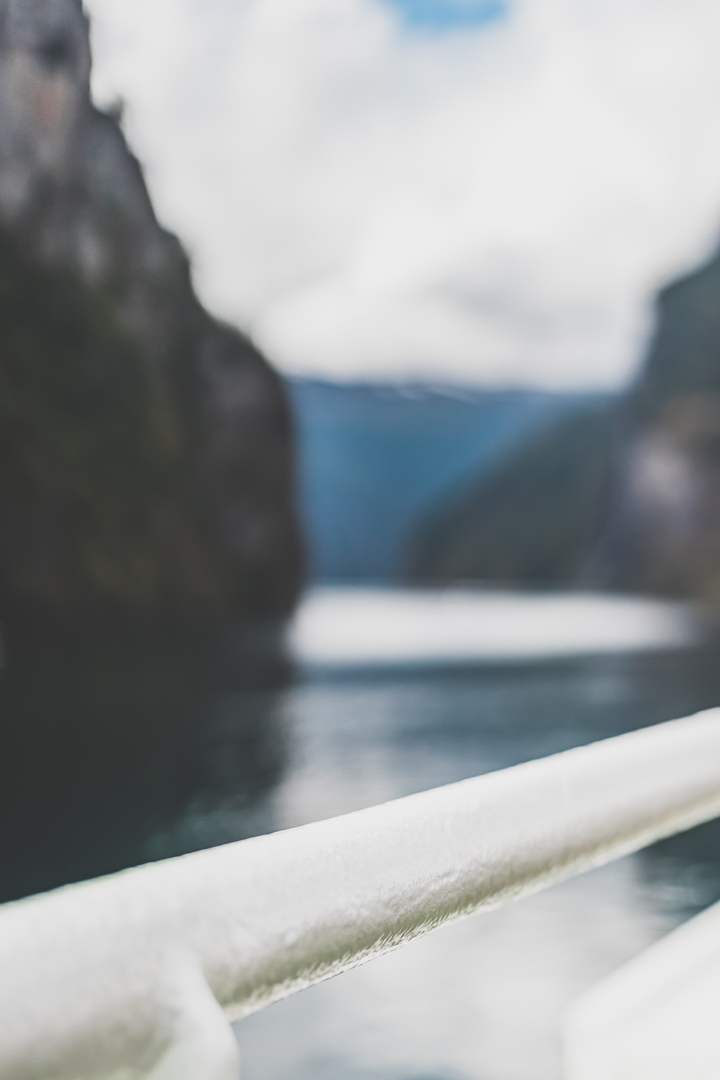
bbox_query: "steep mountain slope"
[0,0,303,639]
[589,251,720,602]
[404,241,720,599]
[404,398,616,584]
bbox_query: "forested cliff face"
[0,0,303,638]
[588,252,720,602]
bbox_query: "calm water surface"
[1,590,719,1080]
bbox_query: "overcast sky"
[85,0,720,389]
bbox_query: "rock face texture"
[588,253,720,603]
[0,0,303,637]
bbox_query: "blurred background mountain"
[589,252,720,602]
[0,0,303,651]
[399,247,720,598]
[290,250,720,599]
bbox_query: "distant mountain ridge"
[288,378,607,582]
[374,239,720,602]
[404,397,616,584]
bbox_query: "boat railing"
[2,709,720,1079]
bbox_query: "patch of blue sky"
[383,0,508,31]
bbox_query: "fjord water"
[2,589,720,1080]
[235,589,720,1080]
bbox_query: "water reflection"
[2,614,720,1079]
[0,629,290,903]
[237,642,720,1080]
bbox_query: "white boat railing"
[2,709,720,1080]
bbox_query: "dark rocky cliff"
[0,0,303,640]
[588,251,720,603]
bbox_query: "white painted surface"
[564,897,720,1080]
[2,709,720,1079]
[288,587,700,666]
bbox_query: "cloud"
[86,0,720,389]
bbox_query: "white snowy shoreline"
[288,587,703,667]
